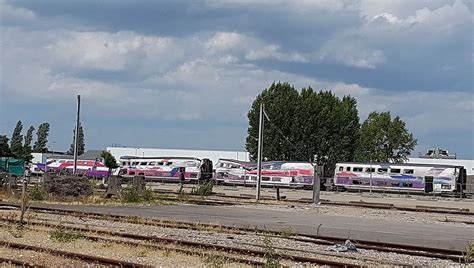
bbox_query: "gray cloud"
[1,0,473,157]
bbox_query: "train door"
[424,176,434,193]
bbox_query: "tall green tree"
[10,121,23,158]
[0,135,12,156]
[20,126,35,162]
[33,123,50,153]
[354,111,417,163]
[100,151,118,170]
[68,122,85,155]
[246,82,301,161]
[245,82,360,175]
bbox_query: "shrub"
[263,234,281,268]
[50,225,83,242]
[202,253,227,268]
[191,181,214,196]
[28,185,45,200]
[121,185,155,203]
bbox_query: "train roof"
[119,156,201,160]
[217,158,255,165]
[336,162,463,169]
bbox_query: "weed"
[28,185,45,200]
[142,187,156,202]
[280,226,295,238]
[464,242,473,263]
[50,225,83,242]
[191,181,214,196]
[121,185,156,203]
[121,185,142,203]
[162,248,171,257]
[137,249,148,257]
[263,234,281,268]
[202,253,227,268]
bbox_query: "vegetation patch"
[28,185,46,200]
[50,225,83,242]
[191,181,214,196]
[121,185,156,203]
[263,234,281,268]
[202,253,227,268]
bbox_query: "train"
[30,153,473,195]
[31,158,110,178]
[332,162,467,194]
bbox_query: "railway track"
[0,217,365,267]
[0,202,467,264]
[0,257,43,268]
[0,240,150,267]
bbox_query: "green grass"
[50,225,83,242]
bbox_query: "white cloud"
[205,32,308,63]
[0,0,36,22]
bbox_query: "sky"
[0,0,473,158]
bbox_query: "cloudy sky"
[0,0,473,158]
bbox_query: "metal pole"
[73,95,81,174]
[256,103,264,201]
[369,159,372,194]
[313,164,321,203]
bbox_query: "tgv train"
[118,156,201,181]
[215,159,314,187]
[333,162,467,193]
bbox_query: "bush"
[263,234,281,268]
[191,181,214,196]
[121,185,155,203]
[202,253,227,268]
[44,177,93,198]
[28,185,45,200]
[50,225,83,242]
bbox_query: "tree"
[68,122,85,155]
[354,111,417,163]
[101,151,118,170]
[10,120,23,158]
[33,123,50,153]
[245,82,360,175]
[20,126,35,162]
[0,135,12,156]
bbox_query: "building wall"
[106,147,250,165]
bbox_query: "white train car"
[216,159,314,187]
[119,156,201,181]
[333,162,466,193]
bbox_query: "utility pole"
[73,95,81,175]
[256,103,264,201]
[313,164,321,204]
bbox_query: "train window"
[149,162,157,166]
[353,167,363,172]
[403,169,414,174]
[365,167,375,172]
[378,168,388,173]
[132,162,139,165]
[140,162,147,166]
[346,167,351,171]
[403,182,412,187]
[339,166,344,171]
[390,168,401,173]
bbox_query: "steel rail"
[0,257,45,268]
[0,240,151,268]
